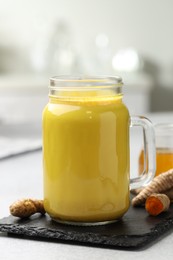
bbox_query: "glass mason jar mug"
[42,76,156,225]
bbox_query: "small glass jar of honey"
[139,123,173,176]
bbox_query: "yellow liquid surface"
[139,148,173,176]
[43,95,130,222]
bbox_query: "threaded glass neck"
[49,76,123,97]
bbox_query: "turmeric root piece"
[131,187,173,200]
[164,187,173,201]
[10,199,45,218]
[130,188,143,195]
[132,168,173,207]
[145,193,170,216]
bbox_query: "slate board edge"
[1,216,173,249]
[0,224,149,249]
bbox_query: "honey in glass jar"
[139,124,173,176]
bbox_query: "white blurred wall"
[0,0,173,120]
[0,0,172,65]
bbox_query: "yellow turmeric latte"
[43,92,130,223]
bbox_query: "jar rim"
[155,123,173,136]
[49,75,123,88]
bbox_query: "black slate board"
[0,204,173,249]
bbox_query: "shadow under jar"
[42,76,156,225]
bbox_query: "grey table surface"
[0,112,173,260]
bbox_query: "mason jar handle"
[130,116,156,190]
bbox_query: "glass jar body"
[42,84,130,224]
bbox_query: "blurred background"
[0,0,173,159]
